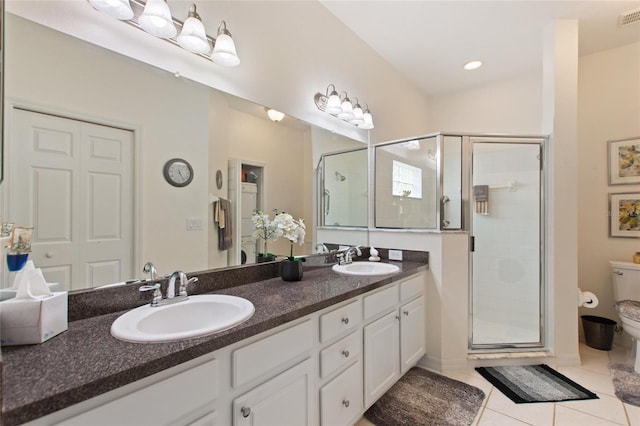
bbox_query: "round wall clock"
[163,158,194,187]
[216,170,223,189]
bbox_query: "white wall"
[577,41,640,347]
[427,70,542,134]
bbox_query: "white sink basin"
[111,294,255,343]
[332,262,400,276]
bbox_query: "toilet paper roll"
[578,289,599,308]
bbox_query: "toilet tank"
[610,261,640,301]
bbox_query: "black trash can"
[581,315,617,351]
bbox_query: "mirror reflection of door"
[9,108,134,291]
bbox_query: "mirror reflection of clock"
[163,158,194,187]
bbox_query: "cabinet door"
[233,358,314,426]
[320,360,363,426]
[400,296,425,373]
[364,311,400,408]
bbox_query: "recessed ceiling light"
[464,60,483,71]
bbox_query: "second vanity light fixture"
[88,0,240,67]
[314,84,374,130]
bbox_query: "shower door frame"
[466,135,547,351]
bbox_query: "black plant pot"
[280,259,303,282]
[256,254,276,263]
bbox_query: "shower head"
[335,171,346,181]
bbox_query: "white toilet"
[610,260,640,372]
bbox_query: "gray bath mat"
[609,363,640,407]
[364,367,485,426]
[476,364,598,403]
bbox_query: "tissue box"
[0,292,68,345]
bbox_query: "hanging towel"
[214,198,233,250]
[473,185,489,215]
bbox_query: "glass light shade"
[337,99,354,120]
[325,91,342,115]
[89,0,134,20]
[350,105,365,125]
[139,0,177,39]
[359,111,374,129]
[267,109,285,122]
[177,16,210,54]
[212,33,240,67]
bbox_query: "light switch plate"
[186,218,204,230]
[388,250,403,261]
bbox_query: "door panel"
[9,109,133,290]
[470,141,543,348]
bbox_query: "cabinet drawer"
[320,360,363,426]
[233,319,313,387]
[400,274,423,302]
[320,330,362,379]
[319,300,361,343]
[63,359,218,425]
[363,284,399,320]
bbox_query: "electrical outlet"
[388,250,403,261]
[186,218,204,230]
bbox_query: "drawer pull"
[241,407,251,418]
[403,310,409,316]
[342,399,350,408]
[342,350,350,358]
[341,317,350,325]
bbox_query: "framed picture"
[608,137,640,185]
[609,193,640,237]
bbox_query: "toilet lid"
[615,300,640,322]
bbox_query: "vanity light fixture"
[266,108,285,122]
[87,0,240,67]
[464,60,483,71]
[314,84,374,129]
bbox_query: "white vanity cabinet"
[363,276,426,408]
[35,272,426,426]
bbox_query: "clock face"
[163,159,194,187]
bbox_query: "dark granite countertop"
[1,258,427,425]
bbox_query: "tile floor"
[356,343,640,425]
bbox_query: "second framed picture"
[608,137,640,185]
[610,192,640,237]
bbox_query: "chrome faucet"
[139,270,198,307]
[344,246,362,264]
[316,243,329,253]
[142,262,158,280]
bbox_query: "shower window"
[392,160,422,199]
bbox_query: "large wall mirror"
[0,13,367,293]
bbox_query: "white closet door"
[10,109,134,290]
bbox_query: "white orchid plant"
[252,210,306,260]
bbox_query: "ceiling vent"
[618,7,640,27]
